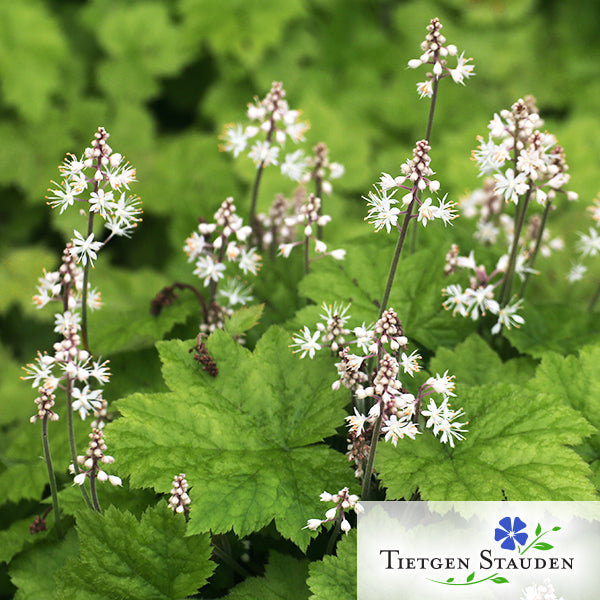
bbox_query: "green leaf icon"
[466,572,475,582]
[446,578,454,583]
[535,523,542,536]
[492,577,509,584]
[533,542,554,550]
[552,526,562,531]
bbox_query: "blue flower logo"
[494,516,528,550]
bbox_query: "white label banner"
[357,501,600,599]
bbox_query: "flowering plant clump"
[22,127,140,524]
[293,304,468,481]
[7,9,599,600]
[443,97,578,333]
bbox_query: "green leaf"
[0,514,50,565]
[224,304,264,337]
[466,571,475,582]
[56,504,215,600]
[0,3,68,122]
[9,530,78,600]
[552,526,562,531]
[226,551,309,599]
[527,345,600,486]
[108,327,352,550]
[307,530,356,600]
[505,304,600,357]
[533,542,554,550]
[377,383,597,500]
[535,523,542,536]
[180,0,306,67]
[429,333,536,389]
[446,577,454,582]
[492,576,509,584]
[299,237,476,351]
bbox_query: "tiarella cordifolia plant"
[22,128,140,527]
[292,305,467,481]
[444,97,578,334]
[182,197,259,335]
[153,82,346,344]
[568,191,600,310]
[293,19,474,526]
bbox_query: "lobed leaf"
[55,503,214,599]
[307,530,356,600]
[108,327,353,550]
[377,383,597,501]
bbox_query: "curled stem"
[41,416,62,538]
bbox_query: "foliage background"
[1,0,599,597]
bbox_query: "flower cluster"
[364,140,457,233]
[70,428,122,487]
[472,98,576,206]
[304,142,345,196]
[279,193,345,261]
[304,487,363,534]
[182,197,260,335]
[442,245,525,334]
[184,197,259,287]
[23,246,110,419]
[168,473,191,514]
[408,18,475,98]
[291,304,467,477]
[460,179,565,256]
[46,127,142,265]
[568,191,600,283]
[219,81,309,176]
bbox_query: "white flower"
[433,194,458,226]
[566,263,587,282]
[417,197,435,226]
[238,247,261,275]
[70,231,103,267]
[464,285,500,319]
[493,168,529,204]
[291,327,321,359]
[577,227,600,257]
[472,136,511,175]
[71,386,103,419]
[382,415,419,446]
[425,371,456,398]
[378,172,405,190]
[416,81,433,98]
[54,311,81,335]
[329,248,346,260]
[47,180,79,214]
[281,150,309,181]
[220,123,248,157]
[345,408,369,436]
[89,189,115,218]
[193,255,226,286]
[219,279,253,306]
[442,283,470,317]
[491,299,525,335]
[400,350,421,377]
[364,187,400,233]
[449,52,475,84]
[248,141,279,166]
[304,519,323,531]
